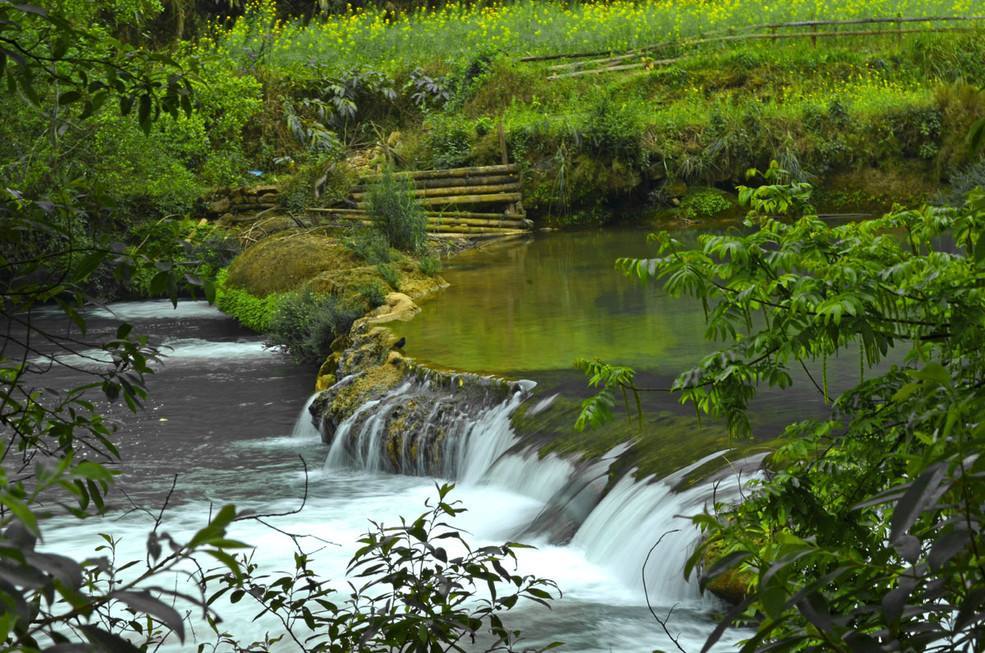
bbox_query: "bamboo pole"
[687,26,978,46]
[530,15,984,66]
[760,15,985,29]
[356,192,522,209]
[361,164,517,183]
[323,214,530,229]
[596,26,978,72]
[306,207,525,221]
[549,59,680,80]
[351,183,522,200]
[561,26,980,78]
[351,174,517,192]
[550,52,679,72]
[325,218,530,235]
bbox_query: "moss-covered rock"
[226,232,362,297]
[700,539,754,605]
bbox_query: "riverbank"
[4,2,981,246]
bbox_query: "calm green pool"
[396,228,711,377]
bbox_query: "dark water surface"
[16,227,807,651]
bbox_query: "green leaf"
[111,591,186,642]
[188,505,237,548]
[0,495,40,538]
[80,625,141,653]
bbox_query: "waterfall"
[322,373,530,480]
[321,380,759,606]
[291,394,322,439]
[569,450,755,602]
[483,448,575,502]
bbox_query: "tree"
[581,163,985,651]
[1,6,555,651]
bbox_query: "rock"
[665,180,688,199]
[364,293,420,325]
[258,192,279,204]
[645,162,667,181]
[209,197,232,214]
[315,373,336,392]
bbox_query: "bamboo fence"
[314,163,531,237]
[530,15,984,79]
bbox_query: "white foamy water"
[31,338,273,370]
[291,393,322,439]
[32,298,752,652]
[88,299,228,321]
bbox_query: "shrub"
[418,255,442,276]
[343,227,392,264]
[680,188,734,219]
[427,115,473,169]
[581,91,647,168]
[366,169,427,253]
[376,262,400,290]
[944,157,985,205]
[267,289,362,364]
[126,219,239,298]
[355,281,387,307]
[214,269,284,332]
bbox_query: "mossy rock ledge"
[224,230,448,305]
[310,292,529,475]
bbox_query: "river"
[29,227,857,651]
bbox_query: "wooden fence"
[531,15,985,80]
[307,164,532,237]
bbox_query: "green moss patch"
[226,232,363,297]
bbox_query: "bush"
[680,188,734,219]
[280,156,353,211]
[267,289,362,364]
[418,254,442,276]
[427,115,473,169]
[124,219,239,298]
[376,262,400,290]
[343,227,392,264]
[214,269,284,332]
[355,281,387,307]
[366,169,428,253]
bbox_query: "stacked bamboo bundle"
[309,164,531,237]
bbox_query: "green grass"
[214,0,982,77]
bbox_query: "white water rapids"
[31,299,750,651]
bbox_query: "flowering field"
[214,0,981,75]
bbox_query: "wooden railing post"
[896,12,903,46]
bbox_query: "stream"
[31,227,861,651]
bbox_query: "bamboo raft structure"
[534,15,985,80]
[308,163,532,237]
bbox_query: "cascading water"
[321,377,753,609]
[31,231,780,651]
[322,373,530,480]
[291,394,322,439]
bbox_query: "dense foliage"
[583,166,985,650]
[1,3,554,650]
[268,288,362,363]
[366,170,428,253]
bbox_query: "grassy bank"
[5,1,981,232]
[3,0,982,298]
[205,0,985,224]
